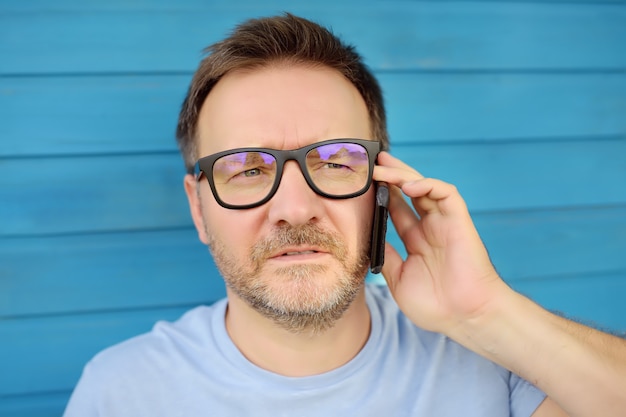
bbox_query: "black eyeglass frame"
[194,138,381,210]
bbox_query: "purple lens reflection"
[306,142,370,194]
[210,141,373,207]
[315,143,368,161]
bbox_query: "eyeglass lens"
[212,142,370,207]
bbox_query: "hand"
[373,152,510,336]
[374,153,626,417]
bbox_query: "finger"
[385,178,438,220]
[402,178,456,201]
[377,152,425,177]
[373,152,424,187]
[402,178,468,217]
[404,179,448,216]
[374,152,467,218]
[374,153,452,216]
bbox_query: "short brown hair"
[176,13,388,173]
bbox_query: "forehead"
[195,64,371,157]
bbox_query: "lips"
[250,224,345,263]
[271,247,326,258]
[283,250,317,256]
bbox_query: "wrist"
[446,282,530,366]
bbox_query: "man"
[64,14,625,416]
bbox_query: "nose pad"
[267,161,321,226]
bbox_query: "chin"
[261,265,367,328]
[225,260,366,333]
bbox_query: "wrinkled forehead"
[194,65,372,158]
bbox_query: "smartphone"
[369,182,389,274]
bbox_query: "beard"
[205,222,370,334]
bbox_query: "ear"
[183,174,210,245]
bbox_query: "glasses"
[194,139,380,209]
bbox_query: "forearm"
[451,287,626,417]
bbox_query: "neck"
[224,287,371,377]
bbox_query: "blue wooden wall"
[1,1,625,415]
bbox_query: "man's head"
[176,13,388,172]
[179,14,388,334]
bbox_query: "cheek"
[202,206,260,256]
[335,194,375,252]
[359,204,375,248]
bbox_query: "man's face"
[185,65,375,333]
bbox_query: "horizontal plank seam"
[0,388,71,400]
[470,201,626,216]
[1,133,624,160]
[377,68,626,75]
[2,67,626,79]
[414,0,626,5]
[0,224,197,239]
[1,0,625,11]
[0,70,194,78]
[1,202,625,239]
[391,133,626,148]
[0,148,181,161]
[506,268,626,283]
[0,300,219,321]
[2,269,625,320]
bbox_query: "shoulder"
[366,283,521,390]
[83,300,226,384]
[64,300,230,415]
[367,283,507,367]
[364,283,545,416]
[366,283,440,342]
[365,283,461,366]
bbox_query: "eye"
[227,166,275,183]
[324,162,351,170]
[243,168,262,177]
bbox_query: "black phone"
[370,182,389,274]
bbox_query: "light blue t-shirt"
[64,284,546,416]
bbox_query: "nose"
[266,161,323,226]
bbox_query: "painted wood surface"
[3,206,625,317]
[2,2,626,73]
[1,0,625,415]
[2,141,626,237]
[2,73,626,157]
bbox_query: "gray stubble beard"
[205,222,370,334]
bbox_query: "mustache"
[250,223,347,263]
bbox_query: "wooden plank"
[381,72,626,144]
[4,0,626,12]
[384,204,626,281]
[0,228,226,316]
[0,75,189,157]
[0,392,70,417]
[2,2,624,415]
[512,272,626,334]
[2,205,624,316]
[2,272,624,397]
[400,139,626,212]
[474,206,626,282]
[2,72,625,157]
[0,152,190,236]
[1,2,625,74]
[2,139,625,236]
[0,306,192,396]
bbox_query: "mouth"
[270,247,328,260]
[282,250,318,256]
